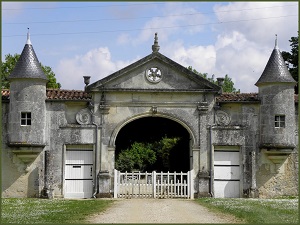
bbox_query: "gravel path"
[86,199,242,224]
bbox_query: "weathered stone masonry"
[1,33,298,199]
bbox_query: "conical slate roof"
[255,38,296,86]
[8,33,47,81]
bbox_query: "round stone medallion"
[145,67,162,83]
[215,110,231,126]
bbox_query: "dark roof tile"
[2,89,297,103]
[46,89,91,100]
[216,93,259,102]
[8,44,47,81]
[255,46,296,86]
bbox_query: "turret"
[255,35,296,150]
[7,30,48,146]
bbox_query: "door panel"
[214,180,240,198]
[214,149,240,198]
[64,148,93,199]
[65,150,93,164]
[65,165,93,179]
[65,180,94,198]
[214,166,240,180]
[214,151,239,165]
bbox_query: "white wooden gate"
[114,170,194,199]
[64,145,94,198]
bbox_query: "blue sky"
[2,1,298,92]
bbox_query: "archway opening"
[115,117,190,172]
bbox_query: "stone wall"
[2,102,44,197]
[257,150,298,198]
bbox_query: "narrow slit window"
[21,112,31,126]
[275,115,285,128]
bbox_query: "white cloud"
[208,2,298,92]
[213,31,270,93]
[137,1,297,93]
[55,2,298,93]
[163,28,277,93]
[55,47,133,90]
[169,43,216,75]
[213,2,298,49]
[215,31,248,51]
[118,2,208,46]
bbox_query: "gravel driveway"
[86,198,242,224]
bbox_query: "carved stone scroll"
[76,108,92,125]
[215,110,231,126]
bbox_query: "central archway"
[115,117,191,172]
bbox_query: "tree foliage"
[187,66,239,93]
[42,65,61,89]
[115,142,156,172]
[115,137,180,172]
[1,53,61,89]
[282,33,298,94]
[152,137,180,169]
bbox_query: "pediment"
[87,52,220,93]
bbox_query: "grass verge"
[1,198,114,224]
[196,197,298,224]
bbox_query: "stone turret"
[255,36,296,150]
[7,30,48,146]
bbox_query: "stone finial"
[217,77,225,87]
[217,77,225,94]
[26,28,32,45]
[275,34,278,49]
[152,32,160,53]
[83,76,91,86]
[83,76,91,91]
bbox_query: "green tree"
[282,33,298,94]
[222,74,239,93]
[115,142,156,172]
[115,137,181,172]
[187,66,240,93]
[152,137,180,169]
[42,65,61,89]
[1,53,61,89]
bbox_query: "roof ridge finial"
[275,34,278,49]
[26,28,32,45]
[152,32,160,53]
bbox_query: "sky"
[2,1,298,93]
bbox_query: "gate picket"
[114,169,194,199]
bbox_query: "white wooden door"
[64,146,94,198]
[214,147,240,198]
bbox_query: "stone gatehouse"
[1,33,298,199]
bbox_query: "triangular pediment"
[87,52,220,93]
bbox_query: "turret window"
[275,115,285,128]
[21,112,31,126]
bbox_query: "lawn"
[2,197,298,224]
[196,197,298,224]
[1,198,114,224]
